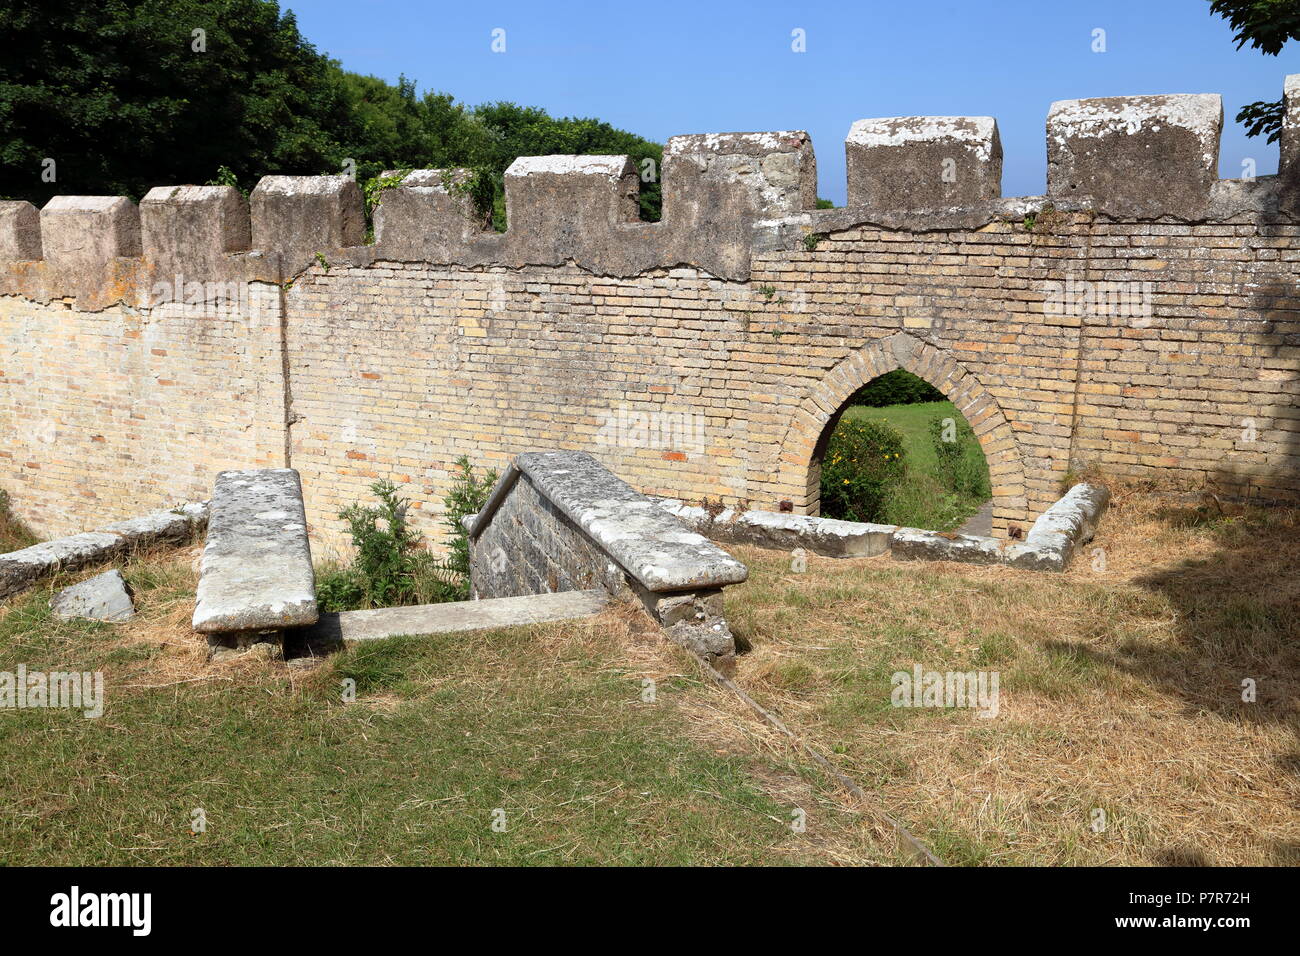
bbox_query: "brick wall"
[2,85,1298,549]
[0,286,287,537]
[2,212,1297,550]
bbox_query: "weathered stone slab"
[39,196,142,275]
[890,528,1005,565]
[0,532,126,600]
[140,185,250,279]
[1010,482,1110,569]
[1047,94,1222,219]
[374,168,486,261]
[658,499,895,557]
[0,201,41,261]
[509,451,748,593]
[249,175,364,277]
[192,469,317,633]
[103,503,209,549]
[308,588,611,643]
[51,569,135,622]
[846,116,1002,208]
[662,131,816,277]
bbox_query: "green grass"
[0,490,38,554]
[0,555,886,866]
[840,401,991,531]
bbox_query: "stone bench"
[192,469,317,640]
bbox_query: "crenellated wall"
[2,81,1299,550]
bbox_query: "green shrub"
[320,479,459,612]
[820,418,907,522]
[439,456,499,596]
[317,460,499,612]
[930,417,991,499]
[851,369,946,408]
[0,489,38,554]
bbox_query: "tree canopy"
[1209,0,1300,142]
[0,0,663,220]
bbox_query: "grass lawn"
[0,549,890,866]
[840,401,991,532]
[2,488,1295,866]
[723,490,1300,865]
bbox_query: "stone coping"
[472,451,748,593]
[192,468,318,633]
[656,483,1110,572]
[306,589,611,644]
[0,503,208,601]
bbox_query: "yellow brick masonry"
[2,214,1297,552]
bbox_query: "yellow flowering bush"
[819,418,907,522]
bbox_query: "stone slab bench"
[466,451,748,662]
[303,588,611,645]
[192,469,317,635]
[0,503,207,601]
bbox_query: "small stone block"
[0,201,41,261]
[51,569,135,623]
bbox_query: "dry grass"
[719,484,1300,865]
[5,486,1293,865]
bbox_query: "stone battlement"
[2,78,1298,306]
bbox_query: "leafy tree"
[1209,0,1300,142]
[0,0,664,219]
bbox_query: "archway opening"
[814,369,993,533]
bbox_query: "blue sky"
[286,0,1299,204]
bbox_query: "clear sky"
[285,0,1299,204]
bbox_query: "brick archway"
[776,332,1028,537]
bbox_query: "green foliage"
[0,0,665,219]
[1236,99,1287,143]
[318,479,459,612]
[440,456,499,588]
[0,488,39,554]
[930,417,991,499]
[820,418,907,523]
[1207,0,1300,141]
[851,369,946,407]
[206,165,245,195]
[1209,0,1300,55]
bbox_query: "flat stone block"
[659,499,894,557]
[0,532,125,600]
[1047,94,1222,219]
[141,185,250,277]
[250,175,364,276]
[39,196,142,273]
[51,569,135,622]
[374,168,484,260]
[103,503,208,549]
[192,468,317,633]
[0,201,41,261]
[890,528,1004,565]
[846,116,1002,208]
[513,451,748,593]
[308,588,611,643]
